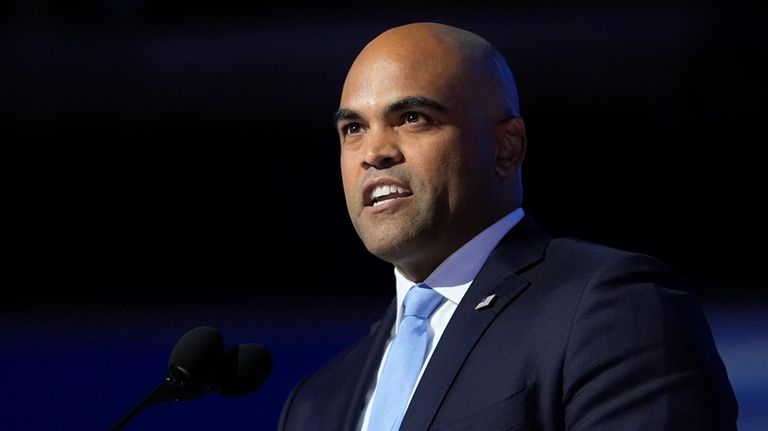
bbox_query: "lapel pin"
[475,293,497,310]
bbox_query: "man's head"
[335,22,526,281]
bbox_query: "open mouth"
[364,182,413,207]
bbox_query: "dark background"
[2,1,767,430]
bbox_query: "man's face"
[336,47,498,276]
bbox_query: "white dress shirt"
[357,207,525,430]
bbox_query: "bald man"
[279,23,737,431]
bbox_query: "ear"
[494,116,526,177]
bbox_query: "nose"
[361,129,404,170]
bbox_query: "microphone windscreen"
[216,343,272,396]
[168,326,225,391]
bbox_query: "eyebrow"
[333,109,361,124]
[385,96,448,115]
[333,96,448,125]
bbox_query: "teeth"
[370,184,407,203]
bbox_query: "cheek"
[340,154,359,207]
[417,144,465,191]
[423,144,480,210]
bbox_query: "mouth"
[363,180,414,208]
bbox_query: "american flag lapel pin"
[475,293,497,310]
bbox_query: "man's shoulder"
[548,236,640,257]
[529,236,688,291]
[546,237,672,270]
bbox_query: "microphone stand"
[108,378,177,431]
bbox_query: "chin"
[360,234,414,264]
[362,240,401,263]
[355,217,429,260]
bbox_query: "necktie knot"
[403,283,443,320]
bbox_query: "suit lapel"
[400,215,550,431]
[341,300,397,431]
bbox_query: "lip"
[362,194,412,214]
[361,176,413,207]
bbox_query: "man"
[279,22,737,430]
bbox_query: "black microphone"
[109,326,225,431]
[156,326,227,403]
[109,326,272,431]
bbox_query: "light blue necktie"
[368,283,444,431]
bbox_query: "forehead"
[339,49,464,113]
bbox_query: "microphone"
[109,326,272,431]
[154,326,226,403]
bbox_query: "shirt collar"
[394,207,525,321]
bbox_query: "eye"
[342,122,363,135]
[403,112,425,124]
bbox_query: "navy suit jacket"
[279,216,738,430]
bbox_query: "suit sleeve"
[562,254,738,430]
